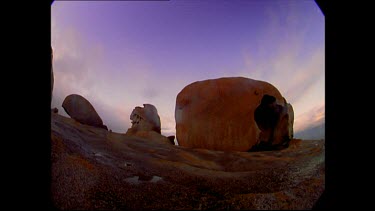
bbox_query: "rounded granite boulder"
[62,94,107,130]
[175,77,294,152]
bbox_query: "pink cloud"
[294,104,325,133]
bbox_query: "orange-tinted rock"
[175,77,294,152]
[62,94,107,130]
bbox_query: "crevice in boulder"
[250,94,284,152]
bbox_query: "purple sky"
[51,0,324,139]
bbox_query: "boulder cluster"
[51,46,323,209]
[51,54,293,152]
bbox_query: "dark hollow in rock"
[255,95,280,132]
[167,136,175,145]
[254,95,284,144]
[252,94,292,151]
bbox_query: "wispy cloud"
[294,104,325,133]
[52,1,324,138]
[97,103,132,133]
[52,15,180,134]
[159,115,176,137]
[52,12,130,132]
[239,1,324,133]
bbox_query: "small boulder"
[126,104,161,135]
[62,94,107,130]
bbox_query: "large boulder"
[175,77,294,152]
[62,94,107,130]
[125,104,161,135]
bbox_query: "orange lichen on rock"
[67,155,95,171]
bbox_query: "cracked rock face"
[62,94,107,130]
[175,77,294,152]
[126,104,161,134]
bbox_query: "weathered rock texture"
[175,77,294,151]
[125,104,161,135]
[51,113,324,210]
[62,94,107,130]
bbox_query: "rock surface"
[175,77,294,152]
[51,113,324,210]
[62,94,107,130]
[126,104,161,135]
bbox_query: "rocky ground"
[51,112,325,210]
